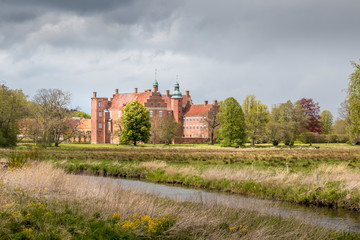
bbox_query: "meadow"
[0,162,358,239]
[1,144,360,211]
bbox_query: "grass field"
[0,162,358,239]
[2,144,360,211]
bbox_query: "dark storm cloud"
[1,0,359,117]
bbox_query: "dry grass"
[139,160,360,193]
[0,162,343,239]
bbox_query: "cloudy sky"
[1,0,359,117]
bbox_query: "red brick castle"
[91,81,219,144]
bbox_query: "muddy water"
[82,175,360,233]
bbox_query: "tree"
[150,115,163,144]
[73,111,91,119]
[0,84,28,147]
[267,100,306,146]
[242,95,270,145]
[320,110,333,134]
[296,98,322,134]
[204,103,220,145]
[346,60,360,143]
[332,119,347,135]
[119,100,151,146]
[160,115,182,144]
[217,97,246,146]
[30,89,76,147]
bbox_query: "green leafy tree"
[320,110,333,134]
[332,119,346,134]
[242,95,270,145]
[0,84,28,147]
[160,115,182,144]
[267,100,306,146]
[217,97,246,146]
[73,111,91,119]
[346,60,360,143]
[119,100,151,146]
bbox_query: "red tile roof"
[77,119,91,130]
[184,104,213,116]
[109,92,152,110]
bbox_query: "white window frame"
[150,111,153,118]
[98,123,102,128]
[99,111,102,117]
[159,111,163,118]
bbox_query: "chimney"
[213,100,218,105]
[166,90,170,97]
[112,94,115,98]
[204,100,208,106]
[134,88,138,93]
[93,92,97,98]
[186,90,190,97]
[115,89,119,94]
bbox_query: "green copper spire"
[171,82,182,99]
[153,68,158,86]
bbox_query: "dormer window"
[98,102,102,107]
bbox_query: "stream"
[81,175,360,233]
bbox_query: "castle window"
[158,102,161,106]
[151,102,154,106]
[109,111,112,118]
[200,126,203,129]
[197,117,199,121]
[98,102,102,107]
[204,125,207,129]
[183,125,185,129]
[197,126,199,129]
[193,117,195,121]
[190,118,192,122]
[186,118,188,121]
[150,111,153,118]
[99,112,102,117]
[189,126,192,130]
[98,123,102,128]
[118,111,121,118]
[108,122,111,129]
[200,117,203,121]
[186,126,188,129]
[159,111,163,118]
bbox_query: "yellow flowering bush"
[229,224,247,236]
[114,213,174,235]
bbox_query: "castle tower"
[91,92,110,144]
[171,82,183,123]
[153,79,158,93]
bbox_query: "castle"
[91,81,219,144]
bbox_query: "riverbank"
[0,162,357,239]
[2,147,360,211]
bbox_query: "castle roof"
[109,92,152,110]
[77,118,91,130]
[184,104,213,116]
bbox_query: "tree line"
[1,59,359,147]
[0,85,88,147]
